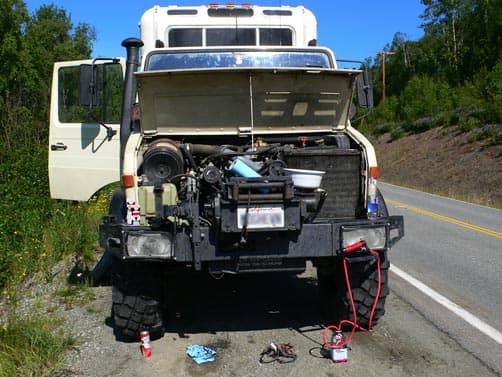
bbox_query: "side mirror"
[79,64,99,107]
[357,68,373,109]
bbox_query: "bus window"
[260,28,292,46]
[168,28,203,47]
[206,28,256,46]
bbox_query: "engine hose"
[200,145,280,166]
[189,143,229,155]
[321,242,382,350]
[179,144,198,170]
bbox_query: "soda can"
[140,331,152,359]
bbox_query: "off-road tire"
[317,250,389,329]
[111,263,165,340]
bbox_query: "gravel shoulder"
[21,261,496,377]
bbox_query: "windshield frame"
[144,47,335,71]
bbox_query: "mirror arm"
[88,111,117,141]
[101,122,117,141]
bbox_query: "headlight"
[126,232,174,258]
[341,225,387,250]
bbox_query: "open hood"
[136,68,358,135]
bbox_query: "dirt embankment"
[373,127,502,208]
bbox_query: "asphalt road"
[57,184,502,376]
[380,182,502,374]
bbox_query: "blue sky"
[26,1,425,62]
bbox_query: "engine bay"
[131,133,366,234]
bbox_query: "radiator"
[283,147,364,219]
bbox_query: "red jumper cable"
[321,240,382,352]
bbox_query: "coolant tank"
[137,183,178,223]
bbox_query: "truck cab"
[49,4,403,340]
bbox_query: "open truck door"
[49,59,125,201]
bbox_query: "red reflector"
[122,175,135,188]
[241,3,252,8]
[226,2,235,8]
[370,166,380,179]
[209,3,219,8]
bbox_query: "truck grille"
[283,147,364,219]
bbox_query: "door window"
[58,63,123,124]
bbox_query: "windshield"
[146,50,332,70]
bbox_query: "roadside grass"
[0,142,111,298]
[55,284,96,310]
[375,126,502,210]
[0,142,113,377]
[0,316,75,377]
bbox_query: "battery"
[331,330,348,363]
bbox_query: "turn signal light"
[370,166,380,179]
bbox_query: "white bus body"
[139,4,318,55]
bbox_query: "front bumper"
[100,216,404,270]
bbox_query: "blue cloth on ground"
[186,344,216,364]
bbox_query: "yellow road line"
[386,199,502,239]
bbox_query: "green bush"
[486,61,502,122]
[459,116,481,133]
[468,125,502,146]
[390,126,405,141]
[399,75,453,122]
[455,62,502,124]
[406,117,435,133]
[367,96,399,125]
[432,112,451,128]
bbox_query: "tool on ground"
[259,342,297,364]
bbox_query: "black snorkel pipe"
[119,38,144,172]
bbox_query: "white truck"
[49,4,403,339]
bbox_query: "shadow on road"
[164,271,323,337]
